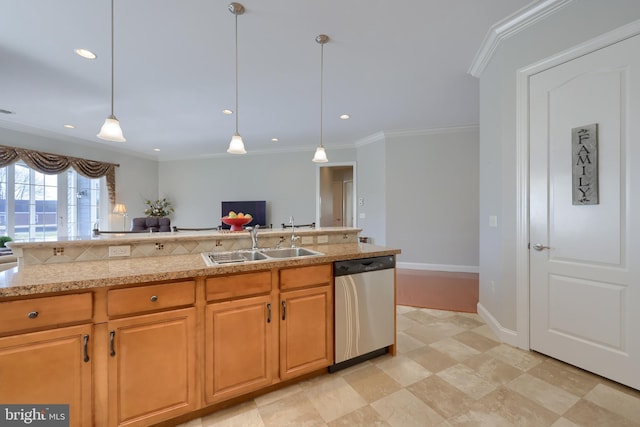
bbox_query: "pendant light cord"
[234,12,239,134]
[320,41,324,148]
[110,0,115,117]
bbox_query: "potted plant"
[144,198,174,217]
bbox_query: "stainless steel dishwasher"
[330,255,396,372]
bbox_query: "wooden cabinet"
[106,281,197,427]
[204,271,273,403]
[205,295,273,403]
[0,260,340,425]
[279,264,333,380]
[0,292,93,427]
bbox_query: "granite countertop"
[0,243,400,298]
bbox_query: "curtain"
[0,145,119,205]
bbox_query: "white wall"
[0,127,159,230]
[386,127,479,271]
[158,148,356,229]
[355,138,387,245]
[478,1,640,331]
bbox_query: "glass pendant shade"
[97,115,126,142]
[312,146,328,163]
[227,133,246,154]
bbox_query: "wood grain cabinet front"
[106,307,197,427]
[107,280,195,318]
[205,294,274,404]
[0,324,93,427]
[0,292,93,336]
[204,271,274,404]
[279,277,333,380]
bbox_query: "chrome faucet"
[289,216,300,248]
[248,225,260,250]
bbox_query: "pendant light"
[97,0,126,142]
[312,35,329,163]
[227,2,246,154]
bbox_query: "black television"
[221,201,267,229]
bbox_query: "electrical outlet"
[109,245,131,257]
[301,236,313,245]
[317,235,329,244]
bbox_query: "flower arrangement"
[144,198,174,217]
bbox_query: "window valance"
[0,145,119,205]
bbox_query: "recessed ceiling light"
[222,109,233,115]
[74,48,97,59]
[153,148,161,152]
[271,138,279,142]
[63,124,75,129]
[340,114,350,120]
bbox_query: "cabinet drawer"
[0,293,93,335]
[108,280,195,317]
[206,271,271,301]
[279,264,332,291]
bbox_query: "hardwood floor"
[396,269,478,313]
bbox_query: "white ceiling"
[0,0,532,161]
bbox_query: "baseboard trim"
[397,262,479,273]
[477,303,527,350]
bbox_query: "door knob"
[532,243,550,251]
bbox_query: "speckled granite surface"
[0,243,400,298]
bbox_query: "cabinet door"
[107,308,197,427]
[0,324,92,427]
[205,295,273,404]
[280,285,333,380]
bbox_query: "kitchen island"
[0,228,400,427]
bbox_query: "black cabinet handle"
[150,295,158,302]
[27,311,39,319]
[109,330,116,357]
[267,303,271,323]
[83,334,90,363]
[281,300,286,321]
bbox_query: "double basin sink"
[203,247,323,266]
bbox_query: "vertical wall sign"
[572,123,598,205]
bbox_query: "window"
[0,161,102,240]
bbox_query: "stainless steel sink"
[202,247,323,266]
[240,250,269,261]
[259,247,323,258]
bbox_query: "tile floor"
[179,306,640,426]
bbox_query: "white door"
[530,35,640,390]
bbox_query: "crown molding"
[384,124,479,139]
[354,125,480,148]
[468,0,575,78]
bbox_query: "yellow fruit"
[228,211,237,218]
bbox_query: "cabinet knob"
[27,311,39,319]
[150,295,158,302]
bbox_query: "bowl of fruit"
[221,211,253,231]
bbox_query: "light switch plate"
[317,235,329,244]
[489,216,498,228]
[301,236,313,244]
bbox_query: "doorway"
[316,162,356,228]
